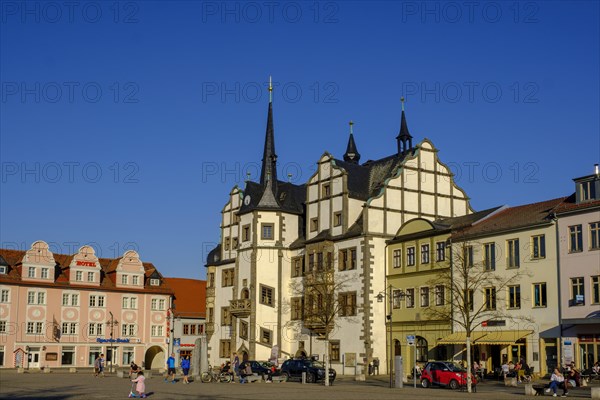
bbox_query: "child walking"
[129,371,147,398]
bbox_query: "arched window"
[394,339,401,356]
[241,288,249,299]
[416,337,428,362]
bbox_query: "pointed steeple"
[344,120,361,164]
[260,77,277,191]
[396,97,413,155]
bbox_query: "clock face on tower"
[244,195,251,206]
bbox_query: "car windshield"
[447,363,466,372]
[260,362,274,368]
[310,361,325,368]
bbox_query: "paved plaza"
[0,370,597,400]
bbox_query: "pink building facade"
[0,241,173,370]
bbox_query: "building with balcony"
[0,241,173,370]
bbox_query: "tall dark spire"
[396,97,413,155]
[259,77,278,195]
[344,120,361,164]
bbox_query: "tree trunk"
[466,336,472,393]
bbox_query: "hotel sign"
[76,261,96,267]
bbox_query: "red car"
[420,361,477,390]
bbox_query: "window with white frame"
[421,244,430,264]
[121,274,128,285]
[151,325,164,337]
[0,289,9,303]
[27,322,35,334]
[62,293,69,306]
[0,265,6,274]
[35,322,44,334]
[590,222,600,250]
[405,288,415,308]
[37,292,45,305]
[151,299,158,310]
[150,278,160,286]
[393,249,401,268]
[28,291,45,305]
[0,321,6,333]
[158,299,166,310]
[130,297,137,309]
[41,268,49,279]
[407,247,416,266]
[132,276,139,286]
[28,291,35,304]
[420,287,430,307]
[75,271,83,281]
[28,267,35,278]
[98,295,105,307]
[435,285,445,306]
[87,272,94,282]
[435,241,446,261]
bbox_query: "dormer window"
[132,276,139,285]
[75,271,83,281]
[87,272,94,282]
[0,266,6,274]
[28,267,35,278]
[322,183,331,198]
[121,274,128,285]
[150,278,160,286]
[580,180,597,202]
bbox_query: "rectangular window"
[121,274,128,285]
[207,308,214,323]
[87,272,94,282]
[71,294,79,306]
[232,237,238,249]
[128,324,135,337]
[580,180,596,201]
[28,267,35,278]
[89,324,96,336]
[207,273,215,288]
[222,268,234,287]
[37,292,45,305]
[292,257,304,277]
[27,322,35,334]
[183,324,189,335]
[0,321,6,333]
[62,293,70,306]
[420,287,430,307]
[132,276,139,286]
[329,341,340,362]
[121,324,128,336]
[571,277,585,305]
[150,278,159,286]
[159,299,166,310]
[262,223,274,239]
[122,297,129,309]
[435,285,445,306]
[436,241,446,261]
[338,292,357,316]
[322,183,331,197]
[130,297,137,309]
[484,243,496,270]
[240,321,249,340]
[260,285,274,307]
[89,295,97,307]
[508,285,521,309]
[260,328,272,345]
[41,268,49,279]
[393,249,401,268]
[308,253,314,272]
[466,289,474,312]
[485,287,497,310]
[569,225,583,252]
[224,237,230,251]
[37,322,44,334]
[76,271,83,281]
[590,222,600,250]
[463,245,473,268]
[291,297,303,320]
[533,283,547,307]
[532,235,546,259]
[592,276,600,304]
[242,225,251,242]
[334,212,342,227]
[151,299,158,310]
[0,290,8,303]
[316,252,323,271]
[407,247,416,266]
[27,291,35,304]
[96,323,103,336]
[507,239,520,268]
[97,296,105,307]
[349,248,357,269]
[221,307,231,326]
[405,288,415,308]
[392,289,403,309]
[310,218,318,232]
[421,244,430,264]
[219,340,231,358]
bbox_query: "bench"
[271,375,286,383]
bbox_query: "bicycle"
[201,366,232,383]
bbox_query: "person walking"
[232,352,240,383]
[181,355,190,384]
[165,353,176,383]
[94,355,101,377]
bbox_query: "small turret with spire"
[396,97,413,155]
[343,120,361,164]
[257,76,279,207]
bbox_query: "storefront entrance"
[28,347,41,368]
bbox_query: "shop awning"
[438,330,532,345]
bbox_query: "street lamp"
[106,311,119,373]
[377,286,404,389]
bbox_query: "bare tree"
[286,253,357,387]
[425,239,532,393]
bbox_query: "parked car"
[248,360,277,376]
[280,359,336,383]
[420,361,477,390]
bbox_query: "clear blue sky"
[1,1,599,280]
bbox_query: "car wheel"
[306,372,316,383]
[421,378,430,388]
[449,379,459,390]
[281,372,290,382]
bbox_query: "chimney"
[595,163,599,176]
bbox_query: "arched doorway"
[241,288,249,299]
[144,346,165,370]
[394,339,401,356]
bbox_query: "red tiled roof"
[163,277,206,317]
[554,193,600,214]
[0,248,173,295]
[454,197,567,239]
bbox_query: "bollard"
[591,387,600,400]
[302,371,306,384]
[524,383,535,396]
